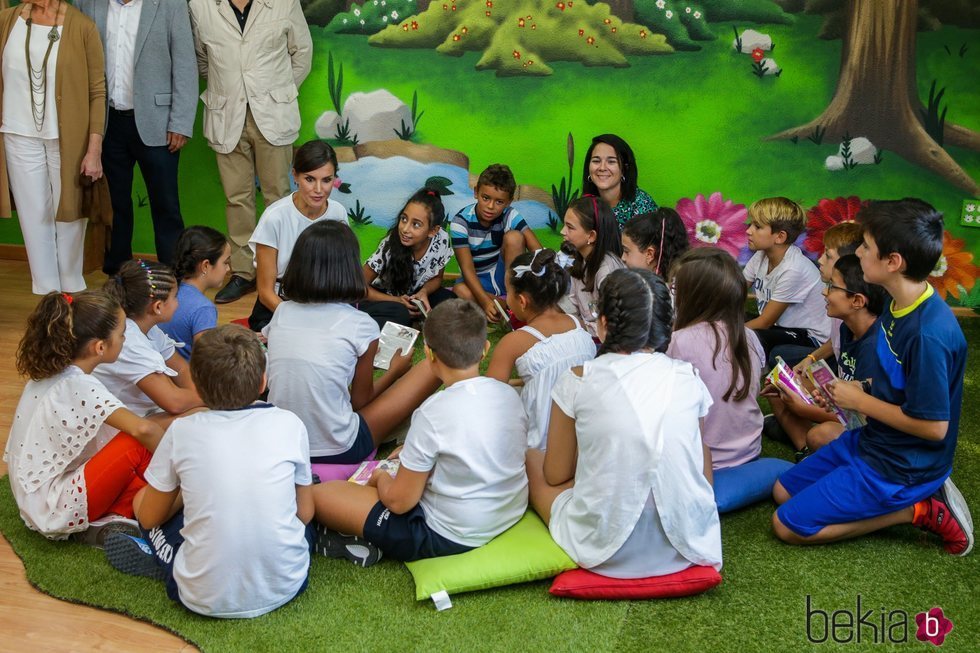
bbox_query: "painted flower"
[665,10,673,18]
[556,1,566,9]
[611,26,617,32]
[453,33,460,41]
[518,17,525,26]
[461,26,468,33]
[685,6,691,13]
[676,192,749,258]
[966,203,976,212]
[751,48,765,63]
[391,10,398,19]
[578,28,584,36]
[411,20,419,29]
[353,7,360,16]
[694,10,701,18]
[929,231,979,301]
[639,29,647,38]
[803,196,867,255]
[655,0,665,8]
[586,35,595,45]
[513,50,521,59]
[603,18,611,24]
[382,15,388,21]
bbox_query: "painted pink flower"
[676,192,748,258]
[332,177,342,189]
[804,196,867,255]
[915,607,953,646]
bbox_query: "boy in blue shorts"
[772,199,973,556]
[451,164,541,323]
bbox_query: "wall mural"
[1,0,977,305]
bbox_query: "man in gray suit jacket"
[79,0,198,274]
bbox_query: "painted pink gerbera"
[676,192,748,258]
[803,196,867,255]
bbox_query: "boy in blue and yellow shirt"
[772,198,972,556]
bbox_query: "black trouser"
[102,108,184,274]
[753,326,819,363]
[358,287,456,330]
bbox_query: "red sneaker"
[913,478,974,556]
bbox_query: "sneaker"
[762,414,790,444]
[794,446,811,464]
[72,514,141,549]
[315,523,382,567]
[105,533,166,580]
[215,275,256,304]
[914,478,974,556]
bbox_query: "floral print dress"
[613,188,658,229]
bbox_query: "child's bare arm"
[523,227,542,251]
[137,373,204,415]
[543,403,577,485]
[134,485,182,530]
[829,381,949,441]
[485,330,533,382]
[295,484,314,524]
[746,300,790,330]
[105,407,165,452]
[372,466,428,514]
[165,352,197,391]
[454,246,499,321]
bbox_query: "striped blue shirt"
[449,204,528,274]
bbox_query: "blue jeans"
[714,458,795,513]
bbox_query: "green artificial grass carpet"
[2,319,978,651]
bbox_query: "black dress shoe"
[215,275,256,304]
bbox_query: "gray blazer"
[77,0,198,147]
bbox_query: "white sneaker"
[72,514,141,549]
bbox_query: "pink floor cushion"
[549,565,722,600]
[311,452,378,483]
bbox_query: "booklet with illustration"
[349,459,401,485]
[766,356,814,405]
[373,321,419,370]
[805,359,866,430]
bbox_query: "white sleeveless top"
[514,315,596,449]
[1,17,60,139]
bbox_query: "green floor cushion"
[405,511,576,605]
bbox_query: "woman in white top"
[559,195,625,338]
[486,248,596,449]
[95,260,203,416]
[527,268,722,578]
[0,1,105,294]
[247,140,347,331]
[5,291,164,540]
[265,220,441,464]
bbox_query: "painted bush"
[369,0,673,76]
[631,1,714,50]
[329,0,422,34]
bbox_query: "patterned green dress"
[613,189,658,229]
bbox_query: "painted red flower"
[518,17,525,27]
[461,26,468,33]
[556,2,566,10]
[929,231,980,301]
[586,35,595,45]
[411,20,419,29]
[676,192,749,258]
[578,28,584,36]
[751,48,765,63]
[803,196,868,255]
[915,607,953,647]
[639,29,647,38]
[402,24,409,30]
[452,33,460,41]
[603,18,611,24]
[611,27,617,33]
[513,50,521,59]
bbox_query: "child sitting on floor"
[360,187,455,328]
[765,254,886,457]
[96,261,204,416]
[773,198,973,556]
[5,291,164,544]
[560,195,625,339]
[159,226,231,360]
[105,325,316,618]
[620,208,689,278]
[486,248,596,449]
[451,164,542,323]
[265,221,442,465]
[743,197,831,358]
[312,299,529,566]
[527,268,722,578]
[247,140,347,331]
[667,248,793,513]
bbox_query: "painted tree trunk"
[769,0,979,194]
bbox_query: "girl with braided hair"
[5,291,165,543]
[95,260,203,416]
[621,208,689,278]
[159,226,231,360]
[559,195,625,339]
[359,187,455,328]
[486,249,596,449]
[527,268,722,578]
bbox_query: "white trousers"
[4,132,86,294]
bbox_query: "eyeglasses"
[824,281,856,295]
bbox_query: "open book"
[766,356,814,405]
[373,322,419,370]
[805,359,867,430]
[349,459,401,485]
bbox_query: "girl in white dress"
[486,248,596,449]
[4,291,164,542]
[526,268,722,578]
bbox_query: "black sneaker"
[215,275,256,304]
[105,533,166,581]
[315,523,382,567]
[762,414,790,444]
[794,446,811,464]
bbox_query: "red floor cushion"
[550,565,722,600]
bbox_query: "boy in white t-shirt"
[311,299,529,566]
[105,325,315,619]
[743,196,831,358]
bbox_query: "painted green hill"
[368,0,673,76]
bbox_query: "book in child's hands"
[410,298,429,318]
[805,359,866,430]
[766,356,814,405]
[349,459,401,485]
[493,298,512,331]
[373,321,419,369]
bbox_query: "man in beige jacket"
[189,0,312,303]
